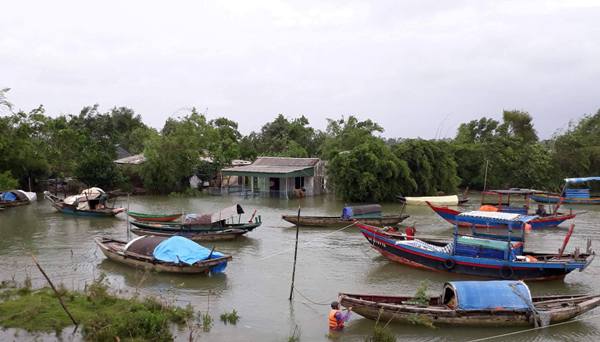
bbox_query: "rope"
[257,221,357,261]
[466,312,600,342]
[293,287,331,306]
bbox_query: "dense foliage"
[1,88,599,201]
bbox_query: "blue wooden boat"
[428,189,575,229]
[531,177,600,205]
[358,212,594,280]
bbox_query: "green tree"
[392,139,460,195]
[0,170,19,190]
[328,137,415,202]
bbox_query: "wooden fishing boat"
[531,177,600,205]
[281,204,409,227]
[95,236,231,274]
[0,190,36,208]
[130,227,250,241]
[358,212,594,280]
[397,194,469,206]
[128,210,182,222]
[339,281,600,327]
[44,190,125,217]
[428,189,575,229]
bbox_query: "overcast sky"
[2,0,599,139]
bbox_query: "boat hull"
[427,203,574,229]
[127,211,182,222]
[281,215,408,227]
[129,220,261,233]
[531,193,600,205]
[358,223,590,280]
[339,293,600,327]
[398,195,468,206]
[130,227,249,241]
[95,237,231,274]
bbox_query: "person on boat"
[328,301,352,331]
[535,204,548,216]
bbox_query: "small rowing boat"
[95,235,231,274]
[128,211,182,222]
[339,280,600,327]
[281,204,409,227]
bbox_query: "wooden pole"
[31,254,78,326]
[288,206,301,301]
[483,159,489,192]
[126,193,130,240]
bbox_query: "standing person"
[328,301,352,331]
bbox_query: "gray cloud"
[1,0,599,138]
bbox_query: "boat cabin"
[451,211,537,260]
[480,189,545,214]
[562,177,600,198]
[341,204,383,219]
[441,280,532,311]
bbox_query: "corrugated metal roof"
[222,157,319,175]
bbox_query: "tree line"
[1,89,599,201]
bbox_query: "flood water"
[1,194,600,341]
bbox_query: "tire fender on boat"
[443,258,456,270]
[500,265,514,279]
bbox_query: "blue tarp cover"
[565,177,600,184]
[0,192,17,202]
[152,236,227,272]
[448,280,532,311]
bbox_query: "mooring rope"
[466,312,600,342]
[257,221,358,261]
[293,287,331,306]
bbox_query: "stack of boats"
[128,204,261,241]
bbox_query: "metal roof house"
[221,157,326,198]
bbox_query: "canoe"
[358,213,594,280]
[281,214,409,227]
[339,281,600,327]
[130,227,250,241]
[0,190,36,208]
[427,202,575,229]
[44,191,125,217]
[95,236,231,274]
[128,210,182,222]
[397,194,469,206]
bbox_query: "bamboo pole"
[126,193,130,240]
[30,254,78,326]
[288,206,301,301]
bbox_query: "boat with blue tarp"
[532,177,600,205]
[281,204,409,227]
[428,188,575,229]
[358,211,594,280]
[95,235,231,274]
[339,280,600,327]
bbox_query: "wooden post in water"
[288,206,301,301]
[126,193,130,240]
[31,254,78,326]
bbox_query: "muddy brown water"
[1,194,599,341]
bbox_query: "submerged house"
[221,157,326,198]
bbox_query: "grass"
[220,309,240,325]
[0,276,193,341]
[364,325,396,342]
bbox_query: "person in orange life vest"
[328,301,352,331]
